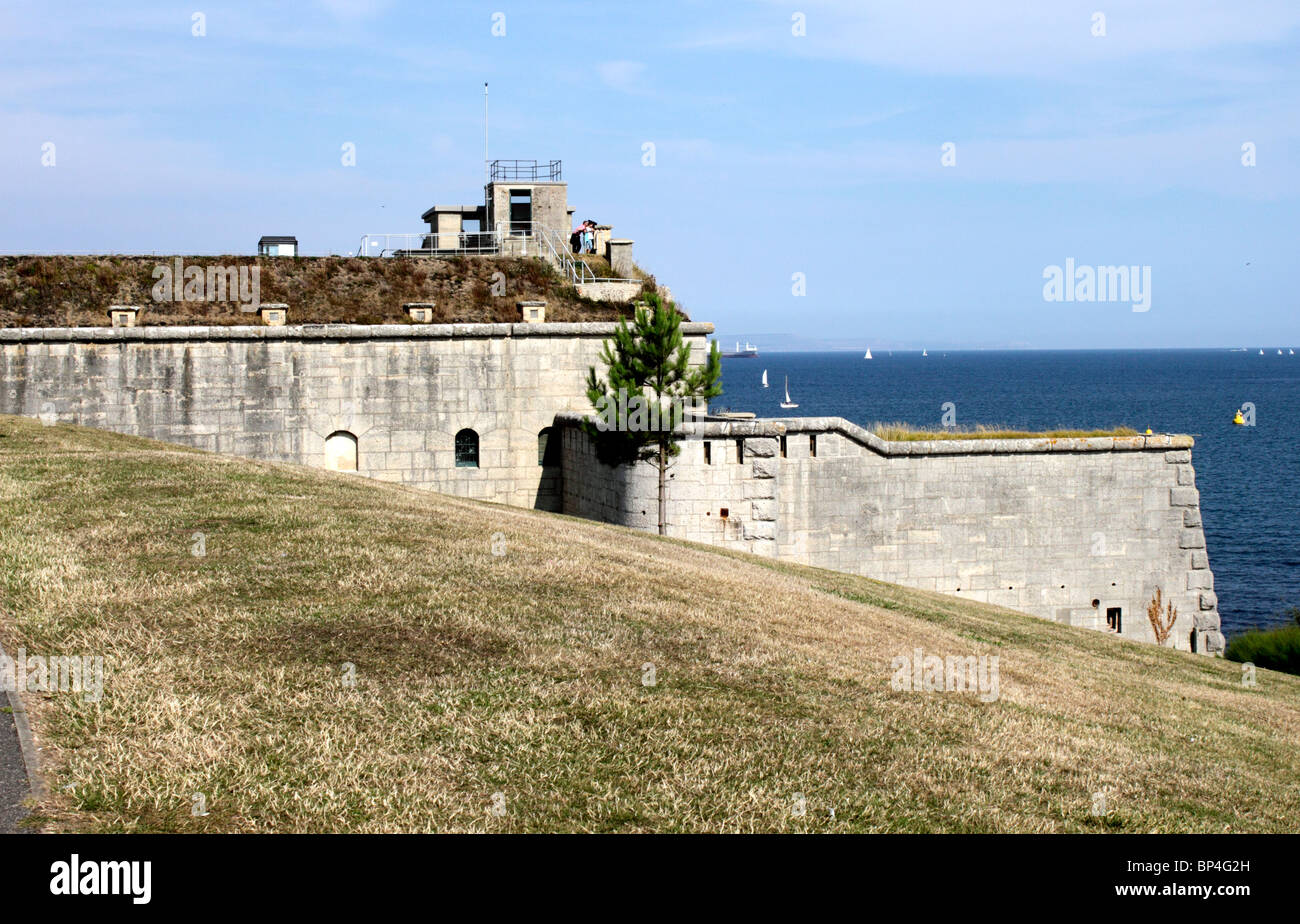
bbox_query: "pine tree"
[583,294,722,535]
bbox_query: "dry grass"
[0,415,1297,833]
[0,255,635,328]
[871,422,1141,441]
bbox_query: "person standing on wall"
[582,220,596,254]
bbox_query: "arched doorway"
[325,431,358,472]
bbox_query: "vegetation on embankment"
[0,415,1297,833]
[871,422,1141,441]
[1226,609,1300,676]
[0,255,658,328]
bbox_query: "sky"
[2,0,1298,349]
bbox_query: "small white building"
[257,235,298,257]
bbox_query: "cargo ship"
[720,341,759,358]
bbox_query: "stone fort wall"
[0,323,1223,654]
[0,322,713,510]
[557,414,1224,655]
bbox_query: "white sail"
[922,348,928,357]
[780,376,798,409]
[762,370,769,387]
[864,348,872,359]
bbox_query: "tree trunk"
[657,437,667,535]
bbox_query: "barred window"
[455,429,479,468]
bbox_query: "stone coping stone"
[553,412,1194,454]
[0,322,715,344]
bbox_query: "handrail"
[489,159,562,181]
[533,226,597,284]
[356,223,640,286]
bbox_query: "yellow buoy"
[1233,410,1245,426]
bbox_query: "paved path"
[0,702,30,833]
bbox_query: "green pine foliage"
[583,294,722,532]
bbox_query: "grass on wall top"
[0,254,659,328]
[870,422,1141,441]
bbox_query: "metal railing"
[357,231,502,257]
[356,222,641,287]
[489,159,562,181]
[533,225,597,284]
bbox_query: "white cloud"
[597,60,648,94]
[690,0,1300,79]
[316,0,393,20]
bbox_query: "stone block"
[743,519,776,540]
[750,498,777,521]
[389,430,425,452]
[1169,487,1199,507]
[745,438,779,458]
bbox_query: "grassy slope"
[0,415,1297,833]
[0,255,653,328]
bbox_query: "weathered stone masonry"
[0,322,713,511]
[558,414,1224,654]
[0,321,1222,654]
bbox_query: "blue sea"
[715,349,1300,637]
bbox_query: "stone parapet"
[0,322,714,344]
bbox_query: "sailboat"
[762,370,769,388]
[922,348,928,357]
[864,348,872,360]
[1260,349,1266,355]
[1291,349,1295,355]
[780,376,798,409]
[1279,349,1284,355]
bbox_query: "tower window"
[509,190,532,235]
